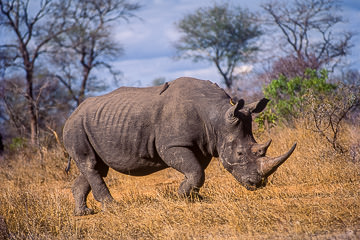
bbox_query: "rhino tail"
[65,156,72,173]
[46,125,71,173]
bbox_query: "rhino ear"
[233,99,245,115]
[245,98,269,113]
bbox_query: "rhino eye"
[237,151,243,156]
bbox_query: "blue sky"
[113,0,360,88]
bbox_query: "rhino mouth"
[231,170,268,191]
[243,177,268,191]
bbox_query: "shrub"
[256,68,360,152]
[259,69,336,124]
[9,137,27,152]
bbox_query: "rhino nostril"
[255,149,265,157]
[245,185,257,191]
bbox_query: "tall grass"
[0,121,359,239]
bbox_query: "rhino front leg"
[161,147,205,198]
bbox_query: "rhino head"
[218,98,296,191]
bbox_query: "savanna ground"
[0,121,359,239]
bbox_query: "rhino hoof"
[101,199,121,213]
[74,207,95,216]
[189,194,203,202]
[180,192,203,202]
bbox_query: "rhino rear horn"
[259,143,297,176]
[259,139,272,156]
[252,139,272,157]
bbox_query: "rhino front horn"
[259,143,297,176]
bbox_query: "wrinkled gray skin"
[63,77,296,216]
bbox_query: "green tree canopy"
[174,4,262,89]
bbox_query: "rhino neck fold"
[193,100,228,159]
[207,103,231,158]
[203,119,219,158]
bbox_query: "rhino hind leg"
[162,147,205,199]
[72,173,94,216]
[82,160,113,206]
[70,139,114,215]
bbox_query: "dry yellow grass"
[0,122,359,239]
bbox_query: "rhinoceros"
[63,77,296,216]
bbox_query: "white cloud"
[174,66,220,82]
[233,65,253,75]
[114,56,223,87]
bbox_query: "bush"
[256,68,360,152]
[9,137,27,152]
[259,69,336,124]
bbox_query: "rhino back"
[64,78,231,173]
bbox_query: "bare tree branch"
[0,0,71,144]
[262,0,353,70]
[50,0,140,106]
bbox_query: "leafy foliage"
[8,137,27,152]
[254,108,278,131]
[256,69,336,129]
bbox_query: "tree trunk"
[78,66,91,106]
[25,69,38,145]
[214,59,232,89]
